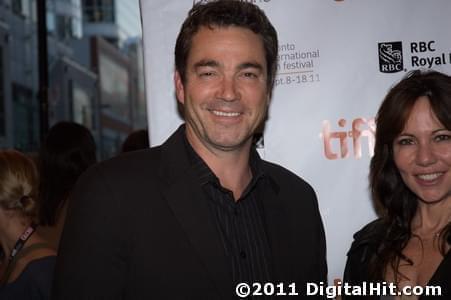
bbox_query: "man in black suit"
[53,1,327,299]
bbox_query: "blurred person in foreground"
[343,70,451,299]
[0,150,56,299]
[121,129,149,153]
[53,0,327,299]
[0,250,4,278]
[37,122,97,251]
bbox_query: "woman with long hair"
[0,150,56,298]
[343,70,450,299]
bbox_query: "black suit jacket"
[53,126,327,299]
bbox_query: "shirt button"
[240,251,247,259]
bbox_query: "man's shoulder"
[70,146,166,208]
[84,146,164,181]
[91,126,188,177]
[260,159,315,193]
[106,146,161,167]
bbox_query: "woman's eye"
[435,134,451,142]
[397,138,414,146]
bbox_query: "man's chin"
[207,136,252,152]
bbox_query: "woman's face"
[393,96,451,204]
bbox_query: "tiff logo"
[321,118,376,160]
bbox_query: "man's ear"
[174,71,185,104]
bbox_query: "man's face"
[175,26,269,153]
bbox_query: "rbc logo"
[378,42,403,73]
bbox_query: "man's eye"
[243,72,257,78]
[200,72,214,77]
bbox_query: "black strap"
[8,223,37,263]
[0,222,41,286]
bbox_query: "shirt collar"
[182,128,266,187]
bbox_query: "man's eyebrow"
[193,60,264,74]
[237,62,264,71]
[193,59,219,69]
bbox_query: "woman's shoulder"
[0,256,56,299]
[348,218,387,254]
[13,242,56,277]
[23,255,56,273]
[343,219,387,287]
[14,255,56,284]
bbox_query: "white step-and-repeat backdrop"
[140,0,451,281]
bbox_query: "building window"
[12,0,23,15]
[12,83,39,152]
[12,0,31,17]
[83,0,115,23]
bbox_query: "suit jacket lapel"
[158,126,233,299]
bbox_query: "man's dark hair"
[175,0,278,90]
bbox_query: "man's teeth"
[417,173,442,181]
[212,110,240,117]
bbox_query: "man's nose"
[217,77,239,102]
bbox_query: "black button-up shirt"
[184,135,274,288]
